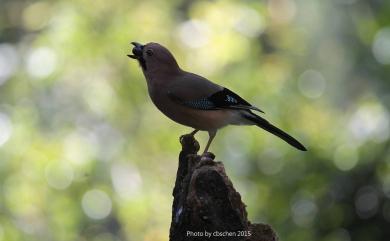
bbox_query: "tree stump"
[169,134,278,241]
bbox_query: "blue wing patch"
[168,88,264,113]
[183,98,216,110]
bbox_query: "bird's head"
[128,42,180,74]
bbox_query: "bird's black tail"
[242,112,307,151]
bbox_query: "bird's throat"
[137,57,147,70]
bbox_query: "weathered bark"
[169,134,278,241]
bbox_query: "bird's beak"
[128,42,144,59]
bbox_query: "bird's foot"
[201,152,215,160]
[180,134,200,153]
[197,152,216,168]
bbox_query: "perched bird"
[128,42,307,153]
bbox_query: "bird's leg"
[190,129,199,136]
[203,130,217,154]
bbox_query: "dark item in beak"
[127,42,144,59]
[128,42,147,70]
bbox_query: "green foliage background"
[0,0,390,240]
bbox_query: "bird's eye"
[146,49,153,56]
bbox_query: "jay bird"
[128,42,307,153]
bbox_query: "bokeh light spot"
[110,163,142,199]
[82,189,112,220]
[0,112,12,147]
[234,7,265,37]
[291,197,318,227]
[298,69,326,99]
[0,44,18,85]
[177,19,210,48]
[355,186,379,219]
[45,162,74,190]
[26,47,57,79]
[348,103,390,143]
[257,149,284,175]
[63,132,96,166]
[84,80,116,116]
[333,145,359,171]
[372,27,390,65]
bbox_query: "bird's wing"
[167,72,264,113]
